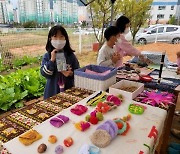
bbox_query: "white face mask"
[124,27,130,35]
[51,40,66,50]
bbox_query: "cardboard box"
[109,80,144,100]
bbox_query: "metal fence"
[0,28,97,59]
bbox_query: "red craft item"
[96,102,110,114]
[117,122,123,129]
[139,75,153,82]
[64,137,73,147]
[89,116,98,125]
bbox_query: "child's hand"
[61,70,73,77]
[50,49,58,62]
[111,52,121,64]
[177,67,180,75]
[61,65,73,77]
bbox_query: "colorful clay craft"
[114,118,130,135]
[78,144,100,154]
[122,114,132,122]
[139,75,153,82]
[128,104,144,115]
[86,91,106,106]
[106,95,122,106]
[74,121,90,131]
[50,115,69,128]
[89,116,99,125]
[19,130,42,146]
[96,120,118,139]
[64,137,73,147]
[134,90,175,109]
[90,129,111,148]
[90,120,119,148]
[48,135,57,144]
[70,105,88,116]
[96,102,110,114]
[96,112,104,121]
[37,143,47,153]
[55,145,64,154]
[85,111,103,125]
[105,102,117,111]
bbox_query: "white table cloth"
[4,92,167,154]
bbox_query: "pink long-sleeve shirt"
[115,34,141,67]
[177,57,180,68]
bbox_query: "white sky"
[10,0,17,8]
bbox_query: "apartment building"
[150,0,179,24]
[17,0,78,25]
[18,0,50,24]
[53,0,78,25]
[0,0,13,24]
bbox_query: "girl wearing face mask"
[115,15,141,67]
[41,25,79,99]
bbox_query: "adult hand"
[50,49,58,62]
[139,55,153,65]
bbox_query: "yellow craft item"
[19,130,42,146]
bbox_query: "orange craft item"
[96,102,110,113]
[64,137,73,147]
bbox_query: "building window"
[157,14,164,19]
[158,6,166,10]
[169,14,173,18]
[171,6,174,10]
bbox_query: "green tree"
[117,0,153,44]
[81,21,87,28]
[88,0,120,47]
[168,16,176,25]
[23,21,38,28]
[88,0,152,46]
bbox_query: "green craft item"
[91,97,106,107]
[128,104,144,115]
[96,112,103,121]
[85,115,91,122]
[87,92,106,106]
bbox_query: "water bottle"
[56,51,67,72]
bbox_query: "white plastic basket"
[75,75,116,91]
[74,65,117,91]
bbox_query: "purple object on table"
[96,120,118,139]
[50,115,69,128]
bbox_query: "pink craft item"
[136,90,175,109]
[85,69,111,76]
[70,105,88,116]
[107,95,121,106]
[90,110,97,117]
[80,122,91,131]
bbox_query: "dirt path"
[9,43,180,64]
[136,43,180,62]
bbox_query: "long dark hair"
[115,15,130,33]
[46,25,75,54]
